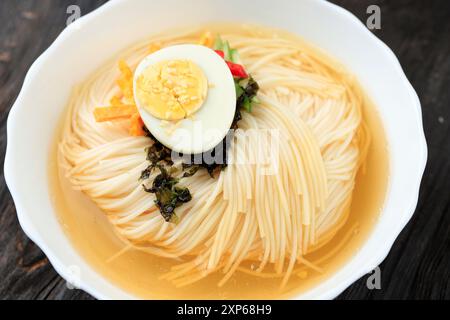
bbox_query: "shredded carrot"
[147,43,161,55]
[199,31,213,47]
[118,59,133,78]
[116,78,133,100]
[129,113,145,136]
[93,105,137,122]
[116,60,134,100]
[109,95,123,106]
[93,60,145,136]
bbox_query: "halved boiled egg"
[133,44,236,154]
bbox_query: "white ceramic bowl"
[5,0,427,299]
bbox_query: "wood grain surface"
[0,0,448,300]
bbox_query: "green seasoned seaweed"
[236,76,259,113]
[142,165,191,223]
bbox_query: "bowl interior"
[6,0,426,299]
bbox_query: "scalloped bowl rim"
[4,0,427,300]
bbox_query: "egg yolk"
[136,60,208,121]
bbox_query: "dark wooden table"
[0,0,448,300]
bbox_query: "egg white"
[133,44,236,154]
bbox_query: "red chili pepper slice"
[214,50,225,59]
[226,61,248,78]
[214,49,248,78]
